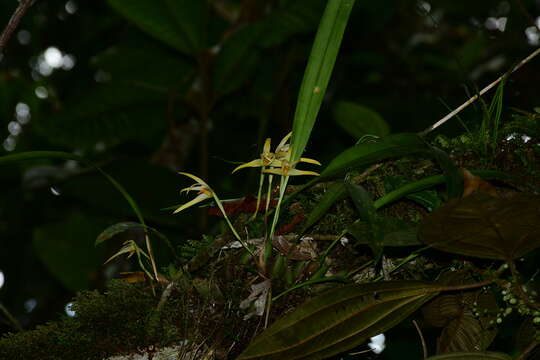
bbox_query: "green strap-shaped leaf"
[238,281,440,360]
[290,0,356,163]
[319,133,428,180]
[374,170,517,210]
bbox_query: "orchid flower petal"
[263,168,319,176]
[232,159,264,173]
[178,172,209,187]
[173,193,212,214]
[299,157,322,166]
[276,132,292,152]
[263,138,272,154]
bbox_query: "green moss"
[0,281,188,360]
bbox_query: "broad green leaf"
[33,213,105,291]
[213,24,262,96]
[438,313,497,354]
[299,182,347,234]
[260,0,326,48]
[320,133,428,179]
[290,0,356,163]
[426,352,512,360]
[425,275,498,354]
[164,0,208,52]
[107,0,208,54]
[419,192,540,260]
[238,280,439,360]
[334,101,390,139]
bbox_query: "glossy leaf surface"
[419,192,540,260]
[238,281,439,360]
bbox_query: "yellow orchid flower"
[263,158,321,176]
[173,172,256,258]
[173,172,214,214]
[232,138,275,173]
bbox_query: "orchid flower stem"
[265,174,274,213]
[144,234,159,281]
[136,248,154,281]
[251,171,265,220]
[215,196,256,259]
[267,176,289,266]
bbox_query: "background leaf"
[33,213,105,291]
[213,24,263,96]
[333,101,390,139]
[106,0,208,54]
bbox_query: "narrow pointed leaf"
[419,192,540,260]
[373,170,518,210]
[320,133,428,180]
[290,0,356,163]
[238,281,439,360]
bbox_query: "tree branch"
[0,0,35,54]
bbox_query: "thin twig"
[412,319,428,360]
[420,47,540,135]
[0,0,35,53]
[515,340,539,360]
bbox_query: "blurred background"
[0,0,539,346]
